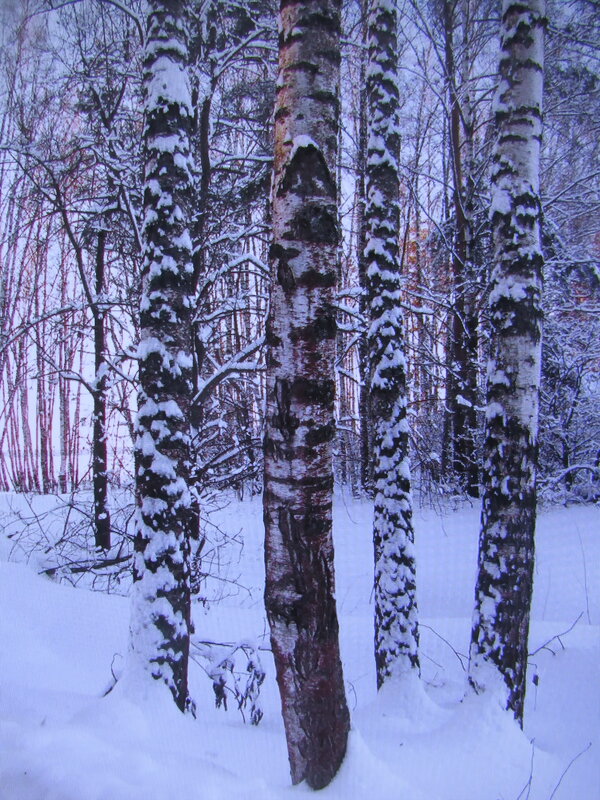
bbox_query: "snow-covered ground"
[0,491,598,799]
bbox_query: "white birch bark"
[469,0,545,724]
[263,0,349,789]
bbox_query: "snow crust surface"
[0,493,598,798]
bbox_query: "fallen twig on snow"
[548,741,592,800]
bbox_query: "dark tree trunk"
[356,12,373,497]
[92,229,111,550]
[469,0,546,725]
[442,0,480,497]
[263,0,349,789]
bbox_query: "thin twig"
[41,554,131,576]
[419,623,468,671]
[548,742,592,800]
[576,529,592,624]
[529,613,583,657]
[515,738,536,800]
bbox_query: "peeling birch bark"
[263,0,349,789]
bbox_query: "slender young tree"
[91,227,111,550]
[128,0,197,711]
[366,0,420,688]
[469,0,545,725]
[263,0,350,788]
[441,0,481,498]
[356,4,373,498]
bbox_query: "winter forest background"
[0,1,598,798]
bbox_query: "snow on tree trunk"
[263,0,349,789]
[128,0,197,712]
[468,0,545,725]
[366,0,420,688]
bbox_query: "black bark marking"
[263,474,334,492]
[290,314,337,344]
[286,201,338,244]
[289,376,335,405]
[305,421,335,447]
[278,144,336,200]
[297,267,336,289]
[273,378,300,441]
[270,242,300,293]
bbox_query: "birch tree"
[263,0,349,788]
[366,0,420,687]
[469,0,545,724]
[128,0,196,711]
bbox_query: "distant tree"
[128,0,197,711]
[469,0,546,724]
[542,0,600,271]
[186,0,275,502]
[539,265,600,500]
[536,0,600,501]
[365,0,420,687]
[263,0,350,788]
[439,0,481,498]
[0,1,144,542]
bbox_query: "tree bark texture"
[356,20,373,497]
[93,229,111,550]
[130,0,197,712]
[442,0,480,498]
[469,0,545,725]
[263,0,350,788]
[366,0,419,688]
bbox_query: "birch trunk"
[129,0,197,711]
[263,0,349,788]
[469,0,545,725]
[366,0,419,687]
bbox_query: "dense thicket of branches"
[1,0,597,512]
